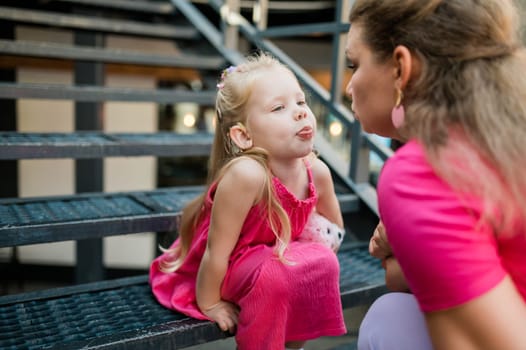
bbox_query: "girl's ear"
[392,45,420,89]
[229,122,253,150]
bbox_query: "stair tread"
[0,39,225,69]
[0,187,359,247]
[0,5,195,39]
[0,82,218,103]
[47,0,175,15]
[0,131,213,159]
[0,244,385,350]
[0,186,203,247]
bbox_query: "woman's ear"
[393,45,419,89]
[229,122,253,150]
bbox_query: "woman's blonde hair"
[160,52,293,272]
[350,0,526,232]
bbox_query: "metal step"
[0,132,213,159]
[0,82,217,104]
[0,187,360,248]
[45,0,175,15]
[0,186,203,248]
[0,40,225,69]
[0,243,386,350]
[0,6,195,40]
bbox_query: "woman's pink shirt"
[378,140,526,312]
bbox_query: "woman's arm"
[310,156,344,228]
[196,158,265,332]
[427,276,526,350]
[383,256,410,292]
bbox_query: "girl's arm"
[310,156,344,228]
[196,158,265,332]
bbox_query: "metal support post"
[74,27,105,283]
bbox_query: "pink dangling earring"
[391,88,405,128]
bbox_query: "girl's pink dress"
[149,165,346,349]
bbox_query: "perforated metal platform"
[0,187,359,248]
[0,244,385,350]
[0,187,204,247]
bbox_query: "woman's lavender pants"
[357,292,434,350]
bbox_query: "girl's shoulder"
[221,156,268,187]
[216,156,268,204]
[309,155,330,172]
[307,153,332,181]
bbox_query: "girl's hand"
[202,300,240,334]
[369,221,392,259]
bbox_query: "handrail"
[172,0,244,64]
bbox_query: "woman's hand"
[369,221,392,259]
[202,300,240,334]
[370,222,410,292]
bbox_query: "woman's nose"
[345,79,352,98]
[345,81,355,112]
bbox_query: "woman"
[345,1,526,349]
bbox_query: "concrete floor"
[183,306,369,350]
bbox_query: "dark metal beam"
[0,22,17,200]
[74,28,104,284]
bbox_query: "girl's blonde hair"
[160,52,293,272]
[350,0,526,232]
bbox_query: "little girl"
[149,52,347,350]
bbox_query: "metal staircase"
[0,1,388,348]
